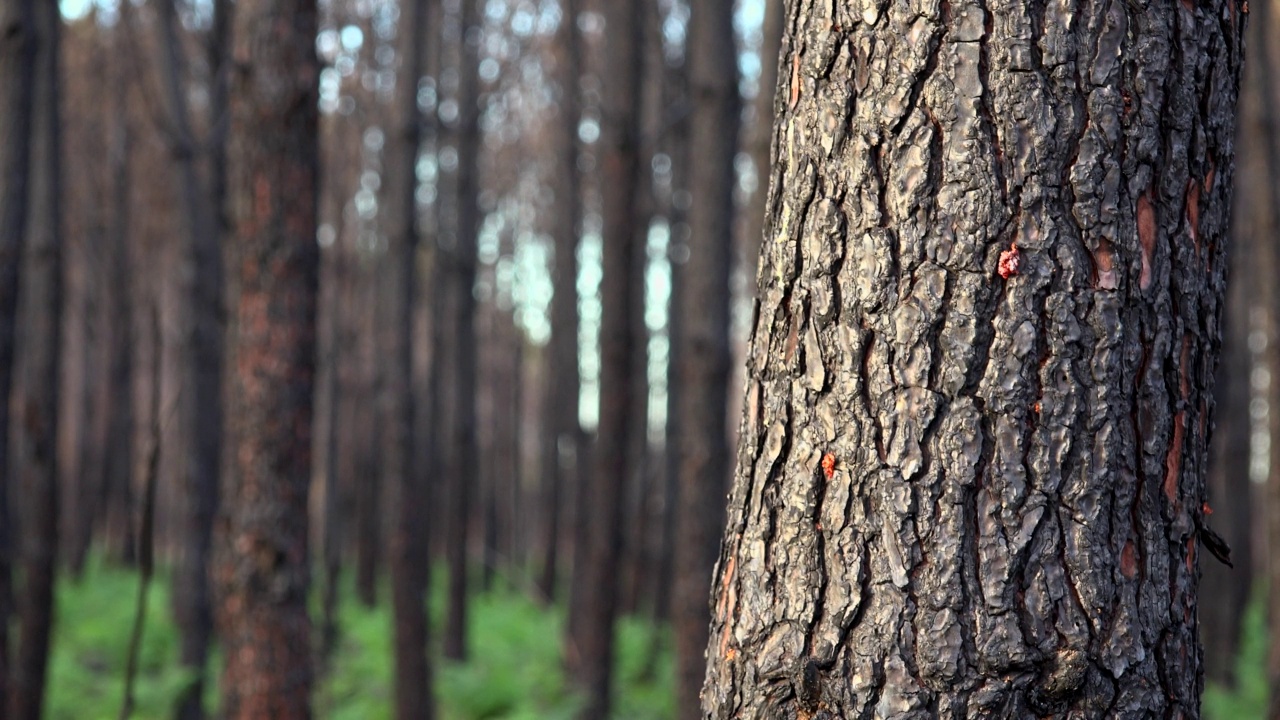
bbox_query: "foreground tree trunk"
[702,0,1244,717]
[0,0,34,707]
[212,0,319,716]
[673,0,738,715]
[8,3,61,717]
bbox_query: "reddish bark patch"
[1120,540,1138,579]
[1165,411,1185,503]
[717,555,738,657]
[998,243,1020,279]
[1180,0,1193,11]
[1137,193,1156,289]
[1204,164,1216,192]
[821,452,837,479]
[1094,239,1118,290]
[789,54,801,109]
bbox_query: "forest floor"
[45,558,674,719]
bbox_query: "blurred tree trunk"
[9,1,63,716]
[355,268,383,608]
[388,0,433,714]
[673,0,738,714]
[0,0,34,707]
[702,2,1242,717]
[741,0,782,300]
[154,0,230,716]
[1201,3,1264,685]
[444,0,482,662]
[570,0,643,714]
[537,0,583,604]
[213,0,319,716]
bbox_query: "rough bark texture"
[674,0,739,715]
[702,0,1244,717]
[389,0,433,715]
[8,3,60,718]
[571,0,643,714]
[0,0,34,707]
[213,0,319,716]
[538,0,583,604]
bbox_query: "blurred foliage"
[45,558,673,719]
[1205,590,1268,720]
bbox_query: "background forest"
[0,0,1277,718]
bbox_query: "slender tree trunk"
[673,0,738,714]
[444,0,482,662]
[154,1,229,716]
[9,2,62,716]
[0,0,34,707]
[571,0,643,714]
[538,0,584,604]
[213,0,319,716]
[389,0,433,715]
[703,0,1244,716]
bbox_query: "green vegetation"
[46,560,673,719]
[1204,592,1268,720]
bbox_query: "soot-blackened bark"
[674,0,739,715]
[703,0,1244,717]
[213,0,319,717]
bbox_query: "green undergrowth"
[46,558,673,719]
[1204,592,1268,720]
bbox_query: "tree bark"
[389,0,433,716]
[702,0,1244,717]
[674,0,739,715]
[571,0,644,714]
[538,0,584,604]
[444,0,482,662]
[9,2,62,716]
[213,0,319,716]
[0,0,34,707]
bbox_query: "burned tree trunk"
[212,0,320,716]
[703,0,1244,717]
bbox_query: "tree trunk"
[444,0,482,662]
[154,1,229,716]
[742,0,783,300]
[702,1,1244,717]
[674,0,738,714]
[571,0,643,714]
[537,0,583,604]
[389,0,433,715]
[9,2,62,716]
[0,0,34,707]
[213,0,319,716]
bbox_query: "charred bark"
[703,0,1244,717]
[213,0,320,716]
